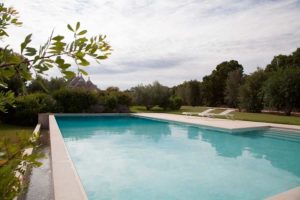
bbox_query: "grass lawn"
[0,124,33,141]
[130,106,300,125]
[231,112,300,125]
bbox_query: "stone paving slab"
[25,146,53,200]
[133,113,300,132]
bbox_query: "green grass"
[130,106,300,125]
[0,124,33,141]
[231,112,300,125]
[131,106,210,114]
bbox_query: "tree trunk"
[146,105,151,111]
[284,106,293,116]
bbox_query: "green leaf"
[78,30,87,35]
[67,24,74,32]
[78,57,90,66]
[78,68,88,76]
[43,63,54,69]
[75,51,85,58]
[25,47,37,56]
[97,55,108,60]
[63,70,76,79]
[55,56,64,65]
[76,22,80,31]
[20,67,32,80]
[21,34,32,54]
[0,30,9,37]
[52,35,64,41]
[0,68,16,78]
[61,63,71,70]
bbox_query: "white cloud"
[3,0,300,89]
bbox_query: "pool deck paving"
[25,146,53,200]
[46,113,300,200]
[133,113,300,132]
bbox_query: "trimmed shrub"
[168,95,183,110]
[53,88,98,113]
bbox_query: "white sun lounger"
[197,108,215,117]
[209,109,235,119]
[182,108,215,117]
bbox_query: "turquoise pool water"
[56,115,300,200]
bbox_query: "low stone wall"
[38,113,51,130]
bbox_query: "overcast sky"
[5,0,300,90]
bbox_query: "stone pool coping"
[46,113,300,200]
[49,115,88,200]
[132,113,300,132]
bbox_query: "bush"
[168,95,183,110]
[53,88,98,113]
[116,93,132,106]
[5,93,57,125]
[103,91,132,112]
[104,95,118,112]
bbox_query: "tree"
[0,50,28,96]
[174,80,202,106]
[27,76,49,93]
[132,81,170,110]
[265,48,300,72]
[238,68,267,112]
[202,60,243,106]
[0,3,111,112]
[265,54,292,72]
[27,76,67,93]
[291,48,300,67]
[224,69,243,108]
[131,84,153,110]
[264,68,300,115]
[48,77,67,92]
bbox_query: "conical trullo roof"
[68,74,98,90]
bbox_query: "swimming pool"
[56,115,300,200]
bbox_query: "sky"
[4,0,300,90]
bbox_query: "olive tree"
[264,67,300,115]
[132,81,170,110]
[238,68,266,112]
[224,69,243,108]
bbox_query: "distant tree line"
[130,48,300,115]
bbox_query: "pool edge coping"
[131,113,300,133]
[49,115,88,200]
